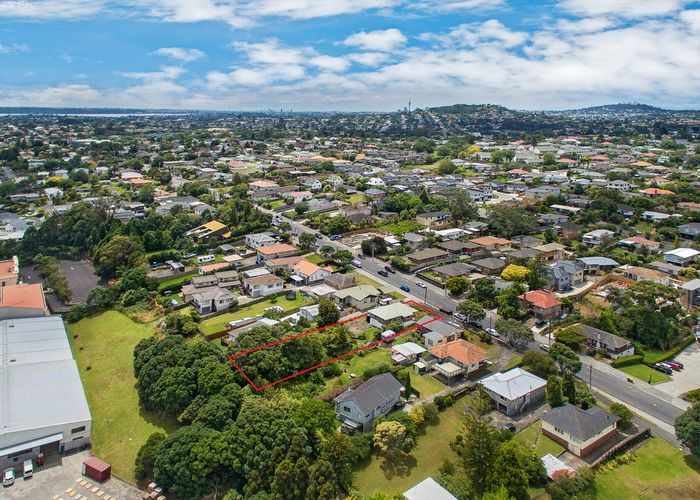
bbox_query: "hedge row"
[611,355,644,368]
[643,336,695,365]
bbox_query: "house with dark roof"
[333,373,403,431]
[436,240,481,256]
[541,403,620,457]
[546,260,584,292]
[406,248,449,267]
[573,323,634,359]
[432,262,476,280]
[470,257,506,275]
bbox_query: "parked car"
[357,253,365,260]
[487,328,500,338]
[659,361,680,372]
[454,312,466,321]
[665,361,684,370]
[385,266,396,274]
[378,270,389,277]
[315,233,323,239]
[535,320,547,328]
[503,423,516,433]
[400,284,411,292]
[330,234,342,241]
[3,468,15,487]
[22,460,32,479]
[652,363,673,375]
[415,281,427,288]
[350,260,362,268]
[539,343,550,352]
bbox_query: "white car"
[3,468,15,486]
[415,281,427,288]
[487,328,500,338]
[454,312,467,321]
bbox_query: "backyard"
[198,294,314,334]
[376,219,425,236]
[352,396,469,496]
[514,421,565,458]
[618,363,672,384]
[595,438,700,498]
[67,311,177,484]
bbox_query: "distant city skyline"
[0,0,699,111]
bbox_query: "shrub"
[611,355,643,368]
[683,388,700,404]
[643,337,695,365]
[362,363,391,380]
[434,394,456,410]
[609,402,634,427]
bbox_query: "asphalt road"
[579,363,684,427]
[269,209,688,427]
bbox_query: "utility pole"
[589,364,593,389]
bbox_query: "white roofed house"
[367,302,417,328]
[480,368,547,416]
[390,342,426,365]
[663,248,700,267]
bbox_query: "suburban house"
[334,373,403,431]
[663,248,700,267]
[681,279,700,306]
[292,260,332,285]
[469,236,512,251]
[333,285,381,311]
[405,248,449,267]
[424,339,487,383]
[534,243,567,261]
[404,478,457,500]
[617,236,661,253]
[577,256,619,276]
[246,232,277,249]
[249,180,279,191]
[192,287,235,314]
[265,255,307,271]
[582,229,615,247]
[678,222,700,239]
[546,260,585,292]
[519,290,563,320]
[289,190,313,203]
[418,320,461,349]
[257,243,297,260]
[390,342,427,365]
[574,323,634,358]
[621,266,670,284]
[480,368,547,416]
[324,273,356,290]
[541,403,620,457]
[432,262,476,280]
[243,274,285,298]
[436,240,481,256]
[0,255,19,286]
[470,257,507,275]
[186,220,231,240]
[367,302,416,328]
[416,211,451,227]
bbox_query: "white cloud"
[680,9,700,29]
[0,0,106,19]
[119,65,186,81]
[252,0,399,19]
[347,52,392,65]
[422,20,527,48]
[309,55,350,72]
[414,0,506,13]
[0,43,29,54]
[153,47,205,62]
[343,28,406,51]
[558,0,690,19]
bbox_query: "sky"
[0,0,699,111]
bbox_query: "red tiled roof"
[519,290,562,309]
[0,283,46,310]
[430,339,487,366]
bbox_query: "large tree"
[457,299,486,325]
[318,297,340,327]
[550,342,582,374]
[486,206,538,238]
[93,235,145,280]
[495,318,533,347]
[676,403,700,455]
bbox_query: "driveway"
[653,341,700,398]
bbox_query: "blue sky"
[0,0,699,110]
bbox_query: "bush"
[362,363,391,380]
[321,363,342,378]
[611,355,643,368]
[434,394,455,410]
[683,388,700,404]
[609,402,634,427]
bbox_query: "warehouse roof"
[0,316,91,445]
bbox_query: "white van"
[22,460,33,479]
[379,297,393,306]
[197,254,216,264]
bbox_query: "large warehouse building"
[0,315,92,469]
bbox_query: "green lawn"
[67,311,177,483]
[157,271,197,290]
[504,354,523,370]
[389,291,406,300]
[198,294,314,334]
[514,421,565,458]
[324,348,391,390]
[353,273,383,287]
[269,199,285,208]
[398,369,447,398]
[377,220,425,236]
[348,193,365,204]
[352,397,468,496]
[305,253,326,264]
[596,437,700,499]
[618,363,672,384]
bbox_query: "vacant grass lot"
[352,397,468,496]
[618,363,672,384]
[397,368,447,398]
[352,273,383,288]
[67,311,177,483]
[514,421,565,458]
[324,348,391,390]
[377,220,425,236]
[199,294,314,334]
[348,193,365,204]
[596,438,700,498]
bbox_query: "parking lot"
[653,341,700,398]
[4,450,143,500]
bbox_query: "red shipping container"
[82,457,111,482]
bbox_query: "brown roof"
[0,283,46,310]
[258,243,297,255]
[430,339,487,366]
[245,274,284,286]
[470,236,511,246]
[519,290,563,309]
[268,255,307,267]
[293,260,332,277]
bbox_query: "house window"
[71,426,86,434]
[554,426,563,433]
[343,405,351,413]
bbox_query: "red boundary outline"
[228,299,442,391]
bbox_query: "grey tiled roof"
[542,403,619,441]
[334,373,403,413]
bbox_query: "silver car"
[3,467,15,487]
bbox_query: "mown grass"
[618,363,672,384]
[514,421,565,458]
[67,311,177,483]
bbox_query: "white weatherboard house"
[334,373,403,431]
[367,302,416,328]
[663,248,700,267]
[480,368,547,416]
[0,316,92,470]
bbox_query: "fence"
[591,427,651,468]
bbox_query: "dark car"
[358,253,365,260]
[653,363,673,375]
[400,284,410,292]
[315,233,323,239]
[378,270,389,277]
[503,423,516,433]
[535,320,547,328]
[385,266,396,274]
